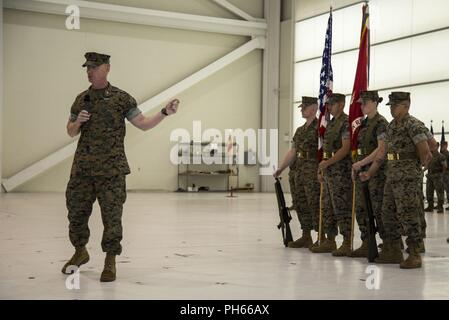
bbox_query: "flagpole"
[350,181,356,251]
[318,181,324,245]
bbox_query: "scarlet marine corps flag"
[349,3,370,157]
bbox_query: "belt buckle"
[387,153,394,161]
[357,149,362,156]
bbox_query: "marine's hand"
[352,161,362,172]
[165,99,179,115]
[317,170,324,183]
[359,171,371,182]
[273,169,282,178]
[76,110,90,124]
[318,160,329,171]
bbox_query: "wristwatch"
[161,107,168,116]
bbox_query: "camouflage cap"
[386,91,411,105]
[82,52,111,67]
[357,90,383,103]
[325,93,346,105]
[298,96,318,108]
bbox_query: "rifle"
[360,181,379,262]
[274,177,293,247]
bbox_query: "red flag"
[349,4,370,157]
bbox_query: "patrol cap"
[357,90,383,103]
[386,91,411,105]
[82,52,111,67]
[298,96,318,108]
[325,93,346,105]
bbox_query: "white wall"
[293,0,449,132]
[0,0,3,192]
[3,0,264,192]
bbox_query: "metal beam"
[211,0,264,22]
[4,0,267,36]
[1,37,265,192]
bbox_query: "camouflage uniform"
[382,114,428,244]
[354,112,388,241]
[425,151,446,209]
[292,118,320,232]
[440,149,449,204]
[288,157,298,210]
[322,113,353,238]
[66,81,141,256]
[418,125,434,237]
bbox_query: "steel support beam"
[211,0,264,22]
[4,0,267,36]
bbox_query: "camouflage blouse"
[356,112,388,161]
[386,114,428,155]
[323,112,349,153]
[385,114,429,176]
[69,83,141,177]
[291,117,318,159]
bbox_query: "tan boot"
[100,253,116,282]
[332,237,352,257]
[375,240,404,264]
[310,235,337,253]
[400,242,422,269]
[309,232,326,250]
[61,247,89,274]
[348,239,368,258]
[288,230,313,248]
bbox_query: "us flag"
[317,8,333,162]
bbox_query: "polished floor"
[1,191,449,300]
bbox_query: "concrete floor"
[1,192,449,300]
